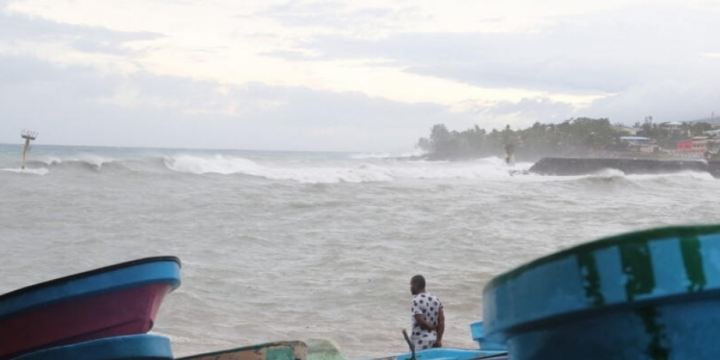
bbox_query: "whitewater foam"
[157,154,532,183]
[1,167,49,175]
[163,154,263,176]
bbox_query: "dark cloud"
[266,31,637,93]
[0,54,118,96]
[583,75,720,125]
[0,8,162,56]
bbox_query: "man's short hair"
[411,274,426,289]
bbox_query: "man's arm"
[413,314,436,331]
[435,308,445,347]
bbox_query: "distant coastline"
[416,117,720,162]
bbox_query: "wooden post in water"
[20,130,38,169]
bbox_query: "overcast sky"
[1,0,719,152]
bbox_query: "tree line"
[416,117,716,161]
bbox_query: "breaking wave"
[3,147,713,185]
[160,154,530,183]
[3,152,538,183]
[555,169,715,186]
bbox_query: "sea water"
[1,143,718,358]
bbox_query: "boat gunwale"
[0,256,181,305]
[483,224,720,293]
[10,334,173,360]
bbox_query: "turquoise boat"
[482,224,720,360]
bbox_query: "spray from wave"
[349,149,426,160]
[162,154,396,183]
[159,154,532,183]
[163,155,264,176]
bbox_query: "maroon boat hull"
[0,283,173,359]
[0,257,181,359]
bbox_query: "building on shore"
[660,121,684,132]
[675,136,720,159]
[614,125,639,135]
[620,136,659,153]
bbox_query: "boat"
[0,256,181,359]
[176,337,504,360]
[10,334,173,360]
[354,323,507,360]
[482,224,720,359]
[176,340,308,360]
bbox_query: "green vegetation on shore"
[416,118,717,161]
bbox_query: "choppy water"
[1,144,718,358]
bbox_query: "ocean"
[1,143,718,358]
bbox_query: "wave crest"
[159,154,529,183]
[163,155,262,175]
[3,150,544,184]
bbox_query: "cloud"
[250,1,720,128]
[0,6,162,56]
[259,49,317,61]
[0,53,476,151]
[0,54,119,96]
[258,1,411,32]
[260,3,720,96]
[483,97,575,118]
[2,0,719,151]
[0,3,478,151]
[282,32,633,93]
[583,70,720,125]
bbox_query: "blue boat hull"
[483,225,720,360]
[10,334,173,360]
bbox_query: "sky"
[1,0,719,152]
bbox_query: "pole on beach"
[20,130,38,170]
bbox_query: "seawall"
[529,157,720,178]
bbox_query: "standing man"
[409,275,445,350]
[504,143,515,165]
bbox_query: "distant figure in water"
[410,275,445,350]
[504,144,515,166]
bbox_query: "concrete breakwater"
[529,157,720,178]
